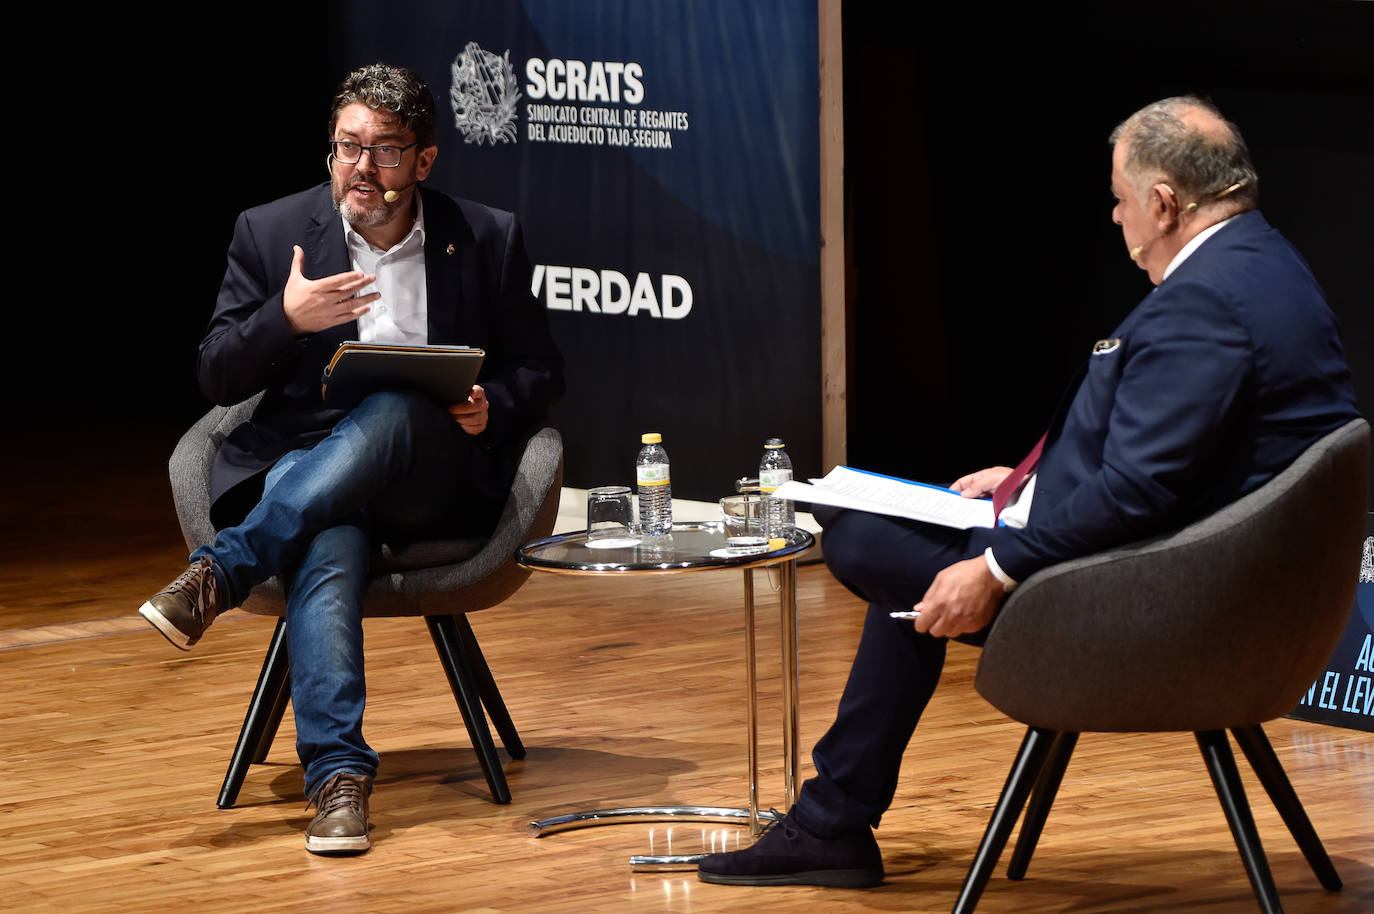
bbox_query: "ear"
[415,145,438,181]
[1149,183,1181,229]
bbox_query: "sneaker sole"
[138,601,194,651]
[697,867,883,888]
[306,834,371,855]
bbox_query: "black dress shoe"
[697,811,884,887]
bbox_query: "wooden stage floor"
[2,420,1371,913]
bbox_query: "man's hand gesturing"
[282,245,380,335]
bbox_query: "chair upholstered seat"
[166,393,564,809]
[954,418,1370,914]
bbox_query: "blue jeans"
[192,391,489,798]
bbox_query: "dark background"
[9,1,1370,514]
[843,1,1372,493]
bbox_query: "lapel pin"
[446,243,456,255]
[1092,338,1122,355]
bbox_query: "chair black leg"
[250,661,292,765]
[1231,725,1342,891]
[1195,730,1284,914]
[454,613,525,759]
[1007,730,1079,880]
[426,614,511,804]
[218,618,291,809]
[952,726,1059,914]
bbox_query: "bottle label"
[637,463,670,486]
[759,468,792,493]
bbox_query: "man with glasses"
[696,96,1358,889]
[138,63,563,855]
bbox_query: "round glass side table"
[517,521,815,868]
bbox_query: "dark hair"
[1110,95,1259,214]
[329,63,437,149]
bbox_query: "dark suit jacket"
[199,183,564,528]
[988,210,1359,582]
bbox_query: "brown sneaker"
[138,557,223,650]
[305,772,373,855]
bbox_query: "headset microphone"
[383,181,417,203]
[1127,180,1247,264]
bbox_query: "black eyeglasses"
[329,140,418,167]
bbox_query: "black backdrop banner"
[339,1,822,499]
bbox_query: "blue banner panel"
[339,1,821,499]
[1290,514,1374,731]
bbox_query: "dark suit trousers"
[792,505,998,837]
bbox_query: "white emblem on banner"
[450,42,521,145]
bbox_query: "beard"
[331,175,400,229]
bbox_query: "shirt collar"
[1160,214,1238,282]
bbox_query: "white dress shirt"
[343,197,429,346]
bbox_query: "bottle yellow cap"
[642,432,662,444]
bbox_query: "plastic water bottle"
[759,437,795,536]
[636,432,673,535]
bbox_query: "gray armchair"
[955,417,1370,914]
[167,394,564,809]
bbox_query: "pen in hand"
[889,610,920,619]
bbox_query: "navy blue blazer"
[988,210,1359,582]
[199,183,564,527]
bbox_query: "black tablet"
[321,342,485,409]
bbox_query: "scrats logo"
[525,58,644,104]
[451,42,650,145]
[450,42,521,145]
[532,265,692,320]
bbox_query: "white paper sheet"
[772,466,995,530]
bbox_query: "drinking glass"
[719,493,769,554]
[587,486,636,547]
